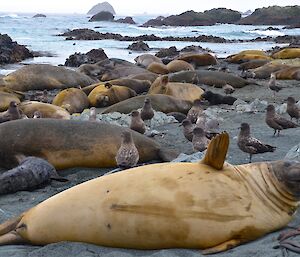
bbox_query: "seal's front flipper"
[200,132,229,170]
[0,214,26,245]
[0,215,23,236]
[201,239,243,255]
[0,232,25,245]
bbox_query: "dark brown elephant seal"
[238,60,270,70]
[102,94,192,114]
[169,70,251,88]
[177,53,217,67]
[0,119,176,170]
[0,64,96,91]
[274,66,300,80]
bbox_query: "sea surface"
[0,13,299,75]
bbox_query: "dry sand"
[0,72,300,256]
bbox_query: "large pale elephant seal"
[0,119,175,170]
[52,88,89,114]
[274,66,300,80]
[1,133,299,255]
[149,75,203,102]
[19,101,70,119]
[227,53,271,64]
[169,71,251,88]
[272,48,300,59]
[102,94,192,114]
[0,64,96,91]
[177,53,217,67]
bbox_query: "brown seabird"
[192,127,210,152]
[0,101,21,123]
[287,97,300,123]
[130,110,146,134]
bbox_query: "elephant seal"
[238,60,270,71]
[147,62,169,74]
[251,63,291,79]
[0,88,24,111]
[0,157,66,195]
[101,66,152,81]
[128,72,158,83]
[201,91,237,105]
[52,88,89,114]
[149,75,204,102]
[0,119,175,170]
[272,48,300,59]
[169,71,251,88]
[82,79,151,95]
[88,83,137,107]
[227,54,271,64]
[134,54,162,68]
[19,101,70,119]
[166,60,195,73]
[102,94,192,114]
[1,133,300,255]
[177,53,217,67]
[0,64,96,91]
[274,66,300,80]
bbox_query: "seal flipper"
[200,132,229,170]
[201,239,244,255]
[0,232,25,245]
[0,214,25,245]
[0,215,23,236]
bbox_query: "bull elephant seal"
[88,83,137,107]
[1,133,300,255]
[149,75,203,102]
[0,119,175,170]
[0,64,96,91]
[169,71,251,88]
[102,94,192,114]
[19,101,70,119]
[52,88,89,114]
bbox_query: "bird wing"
[274,114,298,128]
[245,137,275,153]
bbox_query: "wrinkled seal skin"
[0,160,299,252]
[102,94,192,115]
[0,157,58,195]
[0,119,172,170]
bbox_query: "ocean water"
[0,13,299,75]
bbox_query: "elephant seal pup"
[0,157,66,195]
[169,70,251,88]
[1,133,300,255]
[0,64,96,91]
[201,91,237,105]
[0,119,176,169]
[88,83,137,107]
[149,75,204,102]
[52,88,89,114]
[102,94,192,115]
[19,101,70,119]
[82,79,151,95]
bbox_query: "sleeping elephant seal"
[88,83,137,107]
[0,119,176,170]
[52,88,89,114]
[102,94,192,114]
[149,75,204,102]
[0,90,21,111]
[177,53,217,67]
[252,63,292,79]
[101,66,152,81]
[272,48,300,59]
[19,101,70,119]
[0,64,96,91]
[274,66,300,80]
[134,54,162,68]
[238,60,270,70]
[169,70,251,88]
[1,133,299,255]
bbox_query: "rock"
[180,45,210,53]
[87,1,116,15]
[283,23,300,29]
[0,34,33,64]
[155,46,179,58]
[89,11,114,22]
[171,152,205,163]
[142,16,165,27]
[32,14,46,18]
[276,103,287,114]
[285,143,300,161]
[238,5,300,25]
[127,41,150,51]
[235,99,268,113]
[65,48,108,67]
[115,17,136,24]
[204,8,241,24]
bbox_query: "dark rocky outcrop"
[127,41,150,51]
[283,23,300,29]
[32,14,46,18]
[0,34,33,64]
[155,46,179,58]
[238,5,300,25]
[65,48,108,67]
[142,16,165,27]
[89,11,114,22]
[115,17,136,24]
[87,2,116,15]
[204,8,241,24]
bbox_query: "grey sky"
[1,0,300,15]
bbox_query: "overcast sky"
[1,0,300,15]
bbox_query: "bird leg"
[277,130,281,137]
[249,154,252,163]
[273,129,277,137]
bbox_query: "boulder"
[115,17,136,24]
[155,46,179,58]
[0,34,33,64]
[204,8,241,24]
[89,11,114,22]
[141,16,165,27]
[127,41,150,51]
[32,14,46,18]
[87,2,116,15]
[65,48,108,67]
[238,5,300,25]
